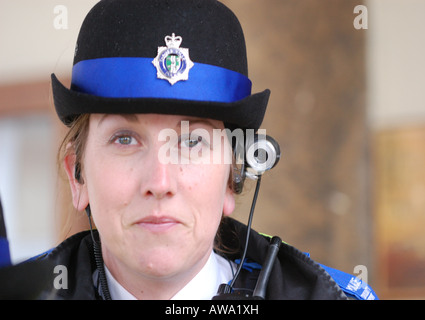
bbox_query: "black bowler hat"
[51,0,270,130]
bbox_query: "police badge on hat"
[152,33,194,85]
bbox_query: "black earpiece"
[232,134,281,194]
[74,162,83,184]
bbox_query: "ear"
[63,151,89,211]
[222,184,235,217]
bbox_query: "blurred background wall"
[1,0,425,299]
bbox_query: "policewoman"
[28,0,377,300]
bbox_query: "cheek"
[182,164,232,221]
[84,156,138,225]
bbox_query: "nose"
[141,149,176,200]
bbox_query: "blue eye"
[181,135,203,148]
[110,132,139,146]
[117,136,134,145]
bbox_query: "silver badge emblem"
[152,33,194,85]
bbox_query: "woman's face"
[67,113,235,281]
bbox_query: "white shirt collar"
[104,265,137,300]
[171,251,234,300]
[104,251,234,300]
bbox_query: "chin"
[131,246,187,277]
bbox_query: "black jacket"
[2,218,362,300]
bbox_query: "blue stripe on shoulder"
[303,252,378,300]
[0,237,11,267]
[234,258,262,272]
[319,264,378,300]
[26,248,54,262]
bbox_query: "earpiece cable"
[85,206,112,300]
[229,175,262,289]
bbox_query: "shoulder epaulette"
[319,263,378,300]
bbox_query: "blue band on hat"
[71,57,252,103]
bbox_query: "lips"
[134,215,181,232]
